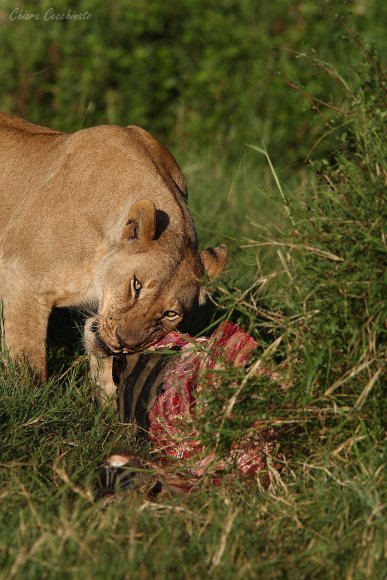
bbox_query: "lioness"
[0,113,227,398]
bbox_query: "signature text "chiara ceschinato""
[10,8,92,21]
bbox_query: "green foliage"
[278,54,385,409]
[191,43,386,579]
[207,47,386,451]
[0,0,386,166]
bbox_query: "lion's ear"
[122,199,156,242]
[201,244,229,278]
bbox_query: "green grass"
[0,361,384,578]
[1,7,386,578]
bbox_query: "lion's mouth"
[91,321,120,356]
[94,330,118,357]
[91,321,161,356]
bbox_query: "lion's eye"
[132,277,142,297]
[163,310,179,320]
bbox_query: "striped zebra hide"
[112,350,178,438]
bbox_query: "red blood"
[147,322,281,483]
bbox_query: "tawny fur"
[0,113,227,397]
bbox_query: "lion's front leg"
[84,317,116,405]
[1,291,50,381]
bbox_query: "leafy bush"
[206,35,386,492]
[0,0,385,167]
[278,50,385,421]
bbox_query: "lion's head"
[91,199,228,355]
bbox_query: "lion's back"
[0,116,191,267]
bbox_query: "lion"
[0,113,228,399]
